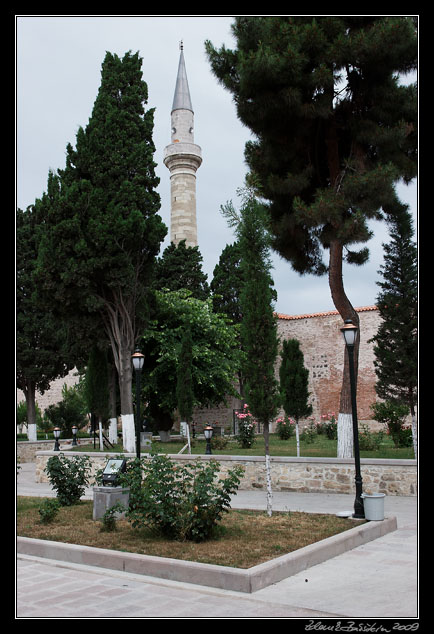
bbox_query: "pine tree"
[35,52,167,452]
[279,339,312,457]
[206,17,417,457]
[369,207,417,454]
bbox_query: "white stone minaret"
[163,42,202,247]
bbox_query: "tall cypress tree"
[369,207,417,454]
[279,338,312,457]
[35,52,167,452]
[206,17,417,457]
[237,194,280,516]
[176,323,194,425]
[155,239,209,300]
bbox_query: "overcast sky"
[16,15,417,316]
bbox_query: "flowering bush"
[121,454,244,542]
[316,412,337,440]
[275,415,295,440]
[235,405,256,448]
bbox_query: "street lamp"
[71,425,78,446]
[53,427,61,451]
[204,425,213,455]
[340,319,364,519]
[132,348,145,459]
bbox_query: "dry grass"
[17,496,364,569]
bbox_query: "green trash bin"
[361,493,385,520]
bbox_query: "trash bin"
[361,493,385,520]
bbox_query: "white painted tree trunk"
[295,422,300,457]
[27,423,37,442]
[121,413,136,453]
[108,417,118,444]
[411,413,417,458]
[265,453,273,517]
[337,412,353,458]
[98,421,104,451]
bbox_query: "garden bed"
[17,496,396,592]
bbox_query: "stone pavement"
[16,462,418,620]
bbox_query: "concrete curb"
[17,516,397,593]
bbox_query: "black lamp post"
[53,427,61,451]
[340,319,365,519]
[132,348,145,459]
[204,425,213,455]
[72,425,78,446]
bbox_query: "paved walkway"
[16,462,418,619]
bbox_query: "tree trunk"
[102,292,136,453]
[108,362,118,444]
[263,422,273,517]
[329,240,360,459]
[23,380,38,441]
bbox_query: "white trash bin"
[361,493,385,520]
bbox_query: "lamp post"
[53,427,61,451]
[340,319,365,519]
[132,348,145,460]
[204,425,213,455]
[71,425,78,446]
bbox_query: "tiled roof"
[276,305,378,321]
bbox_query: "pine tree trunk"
[295,420,300,457]
[329,240,360,459]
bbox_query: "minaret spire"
[164,43,202,247]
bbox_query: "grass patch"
[73,432,414,460]
[17,496,364,569]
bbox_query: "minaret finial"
[180,39,183,51]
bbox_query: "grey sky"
[16,15,417,316]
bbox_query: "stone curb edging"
[17,516,397,593]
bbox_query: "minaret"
[164,42,202,247]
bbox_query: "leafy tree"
[369,207,417,454]
[34,52,166,451]
[142,290,240,432]
[236,194,280,516]
[206,16,417,457]
[279,338,313,457]
[155,239,209,299]
[43,383,88,438]
[16,205,73,439]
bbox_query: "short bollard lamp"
[340,319,365,519]
[132,348,145,460]
[53,427,61,451]
[204,425,213,455]
[72,425,78,446]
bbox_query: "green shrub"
[44,453,91,506]
[99,502,126,532]
[358,423,384,451]
[121,454,244,542]
[371,401,412,448]
[300,418,317,444]
[38,498,61,524]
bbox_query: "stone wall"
[35,451,417,497]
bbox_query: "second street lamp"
[204,425,213,454]
[132,348,145,460]
[340,319,365,519]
